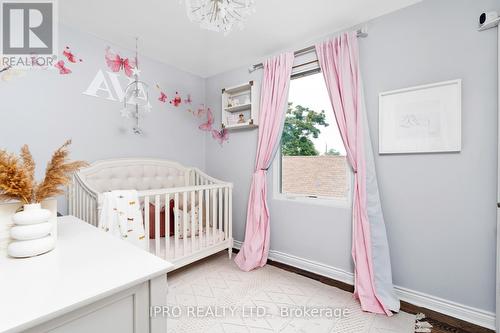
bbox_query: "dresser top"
[0,216,173,333]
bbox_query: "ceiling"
[60,0,421,78]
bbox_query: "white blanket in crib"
[98,190,146,250]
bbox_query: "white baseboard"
[232,240,496,330]
[395,286,495,330]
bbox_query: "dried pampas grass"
[0,140,88,204]
[35,140,88,202]
[20,145,35,200]
[0,150,32,203]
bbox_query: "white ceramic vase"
[12,203,51,225]
[7,203,55,258]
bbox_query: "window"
[274,71,350,205]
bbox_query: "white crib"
[68,158,233,269]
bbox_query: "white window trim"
[273,65,352,209]
[272,150,353,209]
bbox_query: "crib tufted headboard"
[70,158,229,227]
[75,158,191,193]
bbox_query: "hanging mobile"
[121,37,151,135]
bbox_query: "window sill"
[272,193,350,209]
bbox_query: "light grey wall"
[0,0,497,315]
[204,0,498,313]
[0,25,206,213]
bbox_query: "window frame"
[272,149,352,208]
[272,68,352,208]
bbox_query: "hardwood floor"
[424,317,476,333]
[228,250,493,333]
[400,299,494,333]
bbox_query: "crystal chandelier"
[121,37,151,135]
[185,0,256,35]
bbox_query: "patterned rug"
[167,253,415,333]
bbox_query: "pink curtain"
[234,52,294,271]
[316,32,393,315]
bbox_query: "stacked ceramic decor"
[0,140,87,258]
[7,203,56,258]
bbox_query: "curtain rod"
[249,27,368,73]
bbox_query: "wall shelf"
[224,103,252,113]
[222,81,259,130]
[223,122,257,130]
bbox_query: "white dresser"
[0,216,173,333]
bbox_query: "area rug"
[166,252,415,333]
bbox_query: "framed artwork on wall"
[378,79,462,154]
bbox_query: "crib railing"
[69,167,233,268]
[69,173,99,227]
[140,181,232,264]
[188,168,222,186]
[69,168,222,228]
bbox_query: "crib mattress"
[147,229,226,260]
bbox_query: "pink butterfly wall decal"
[63,46,82,63]
[198,108,214,131]
[184,94,192,104]
[105,46,135,77]
[212,128,229,145]
[29,55,43,67]
[155,84,168,103]
[0,60,24,81]
[195,105,207,117]
[187,105,207,118]
[54,60,71,75]
[158,91,167,103]
[170,92,182,107]
[1,68,24,81]
[27,53,43,67]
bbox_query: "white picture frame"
[379,79,462,154]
